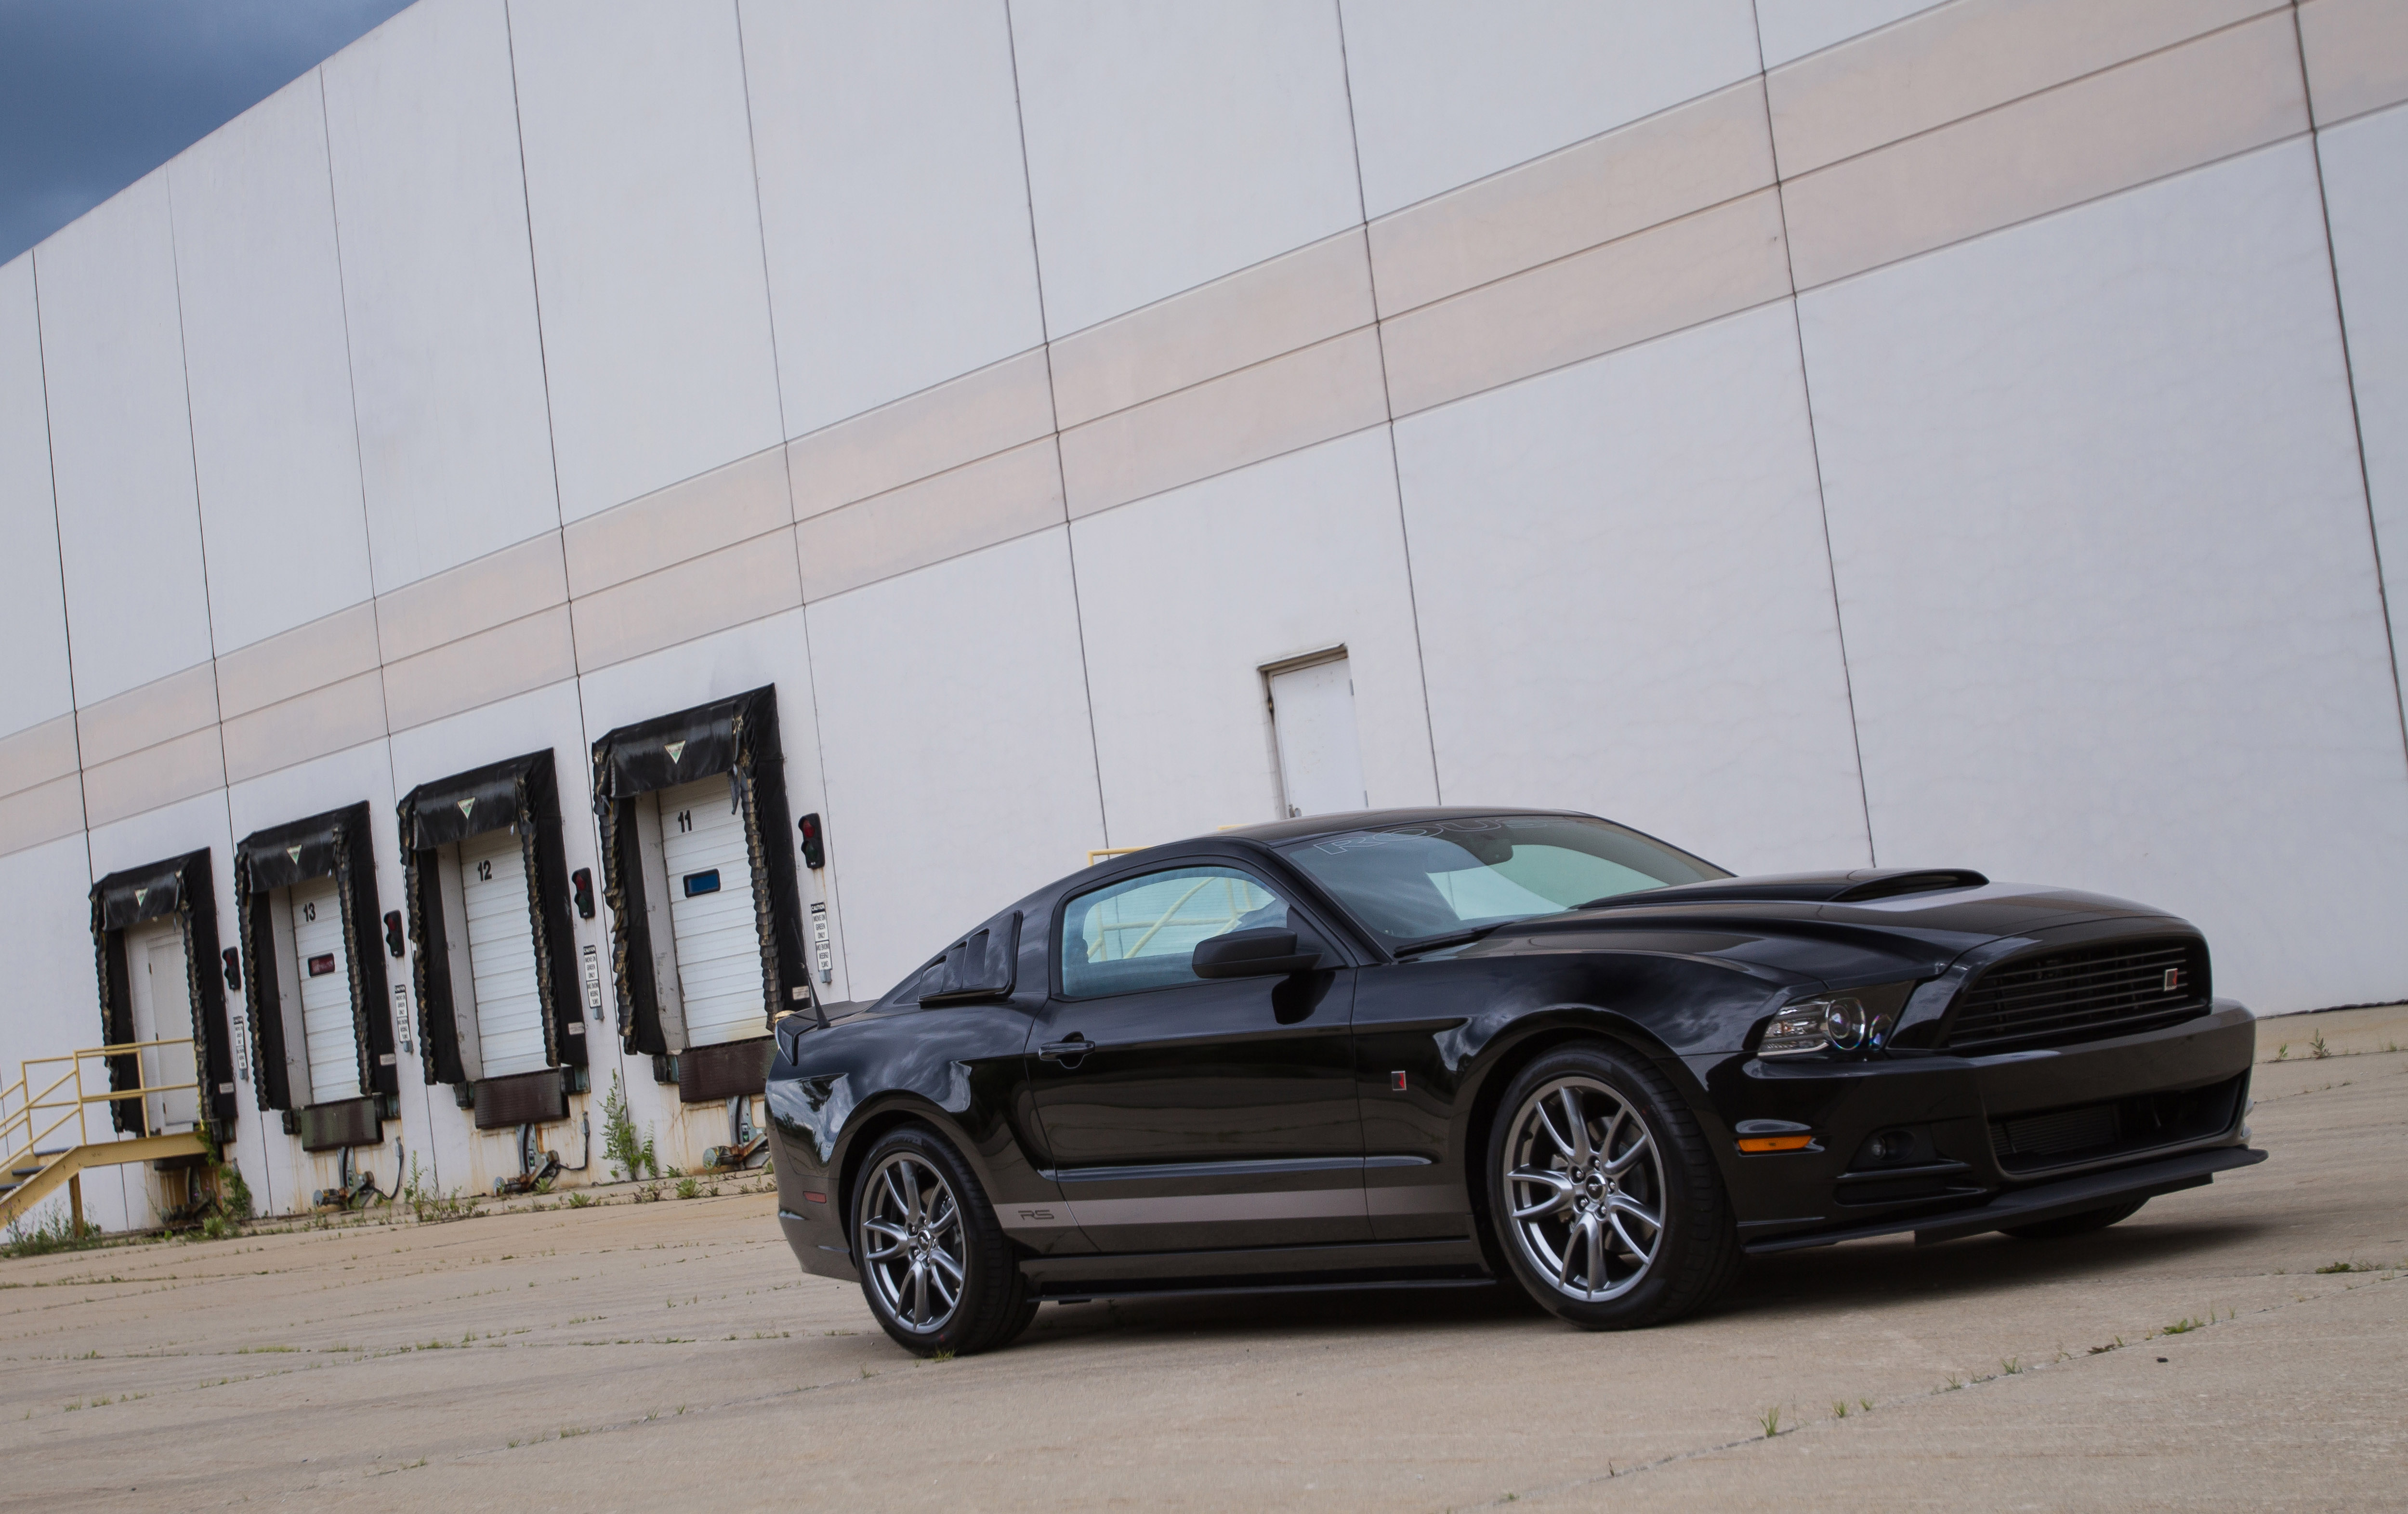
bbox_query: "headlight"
[1759,993,1898,1056]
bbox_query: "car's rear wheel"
[851,1123,1035,1356]
[2001,1197,2147,1240]
[1486,1043,1740,1329]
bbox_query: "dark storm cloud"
[0,0,418,264]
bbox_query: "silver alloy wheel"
[859,1150,967,1333]
[1502,1075,1666,1303]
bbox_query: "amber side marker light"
[1737,1134,1816,1154]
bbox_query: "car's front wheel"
[851,1123,1035,1356]
[1486,1043,1741,1329]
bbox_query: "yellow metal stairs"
[0,1040,210,1235]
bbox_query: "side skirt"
[1020,1237,1488,1300]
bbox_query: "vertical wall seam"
[315,71,398,748]
[731,0,847,997]
[1330,0,1446,808]
[316,65,434,1146]
[165,152,276,1215]
[24,252,97,876]
[501,0,626,1130]
[1002,0,1114,850]
[1750,0,1880,867]
[2289,2,2408,770]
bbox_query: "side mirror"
[1192,927,1321,979]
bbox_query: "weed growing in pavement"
[1831,1400,1849,1419]
[2317,1260,2373,1274]
[601,1072,659,1182]
[2,1211,104,1259]
[633,1181,663,1203]
[2160,1315,2206,1335]
[2000,1357,2023,1375]
[1758,1406,1781,1437]
[2274,1044,2289,1061]
[566,1191,594,1208]
[1858,1397,1874,1412]
[2309,1029,2331,1059]
[930,1348,955,1363]
[675,1177,701,1200]
[1938,1375,1964,1392]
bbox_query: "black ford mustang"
[766,809,2264,1356]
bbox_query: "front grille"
[1987,1074,2246,1174]
[1947,937,2209,1053]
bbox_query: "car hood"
[1455,872,2188,990]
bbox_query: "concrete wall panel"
[1011,0,1364,336]
[1803,142,2408,1012]
[34,174,213,706]
[169,75,374,655]
[740,0,1045,436]
[509,0,784,520]
[323,0,561,592]
[1073,427,1437,850]
[0,255,75,734]
[2319,102,2408,711]
[1396,302,1870,874]
[805,531,1102,994]
[1755,0,1951,69]
[1340,0,1760,219]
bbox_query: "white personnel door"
[125,920,200,1131]
[460,829,549,1078]
[1269,657,1368,818]
[657,776,763,1048]
[291,877,362,1103]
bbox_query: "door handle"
[1039,1033,1092,1067]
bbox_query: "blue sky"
[0,0,417,264]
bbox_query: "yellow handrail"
[0,1037,202,1172]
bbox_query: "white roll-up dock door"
[290,876,361,1103]
[656,776,762,1048]
[459,829,549,1078]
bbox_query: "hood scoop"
[1583,868,1989,910]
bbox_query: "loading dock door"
[124,919,199,1131]
[291,877,361,1103]
[657,776,761,1048]
[459,829,548,1078]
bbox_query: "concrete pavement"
[1,1005,2400,1512]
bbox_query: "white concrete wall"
[321,0,561,594]
[33,174,214,707]
[170,75,375,654]
[5,0,2407,1233]
[508,0,783,520]
[0,255,75,733]
[1801,141,2408,1010]
[741,0,1045,435]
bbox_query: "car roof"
[1187,805,1594,848]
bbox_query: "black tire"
[1483,1042,1741,1330]
[2001,1197,2147,1240]
[849,1123,1032,1357]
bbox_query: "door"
[1026,863,1366,1254]
[125,920,199,1132]
[459,829,548,1078]
[290,877,361,1103]
[1268,656,1366,818]
[657,776,763,1049]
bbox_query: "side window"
[1059,866,1294,999]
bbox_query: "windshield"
[1278,814,1726,948]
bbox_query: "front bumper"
[1742,1142,2266,1253]
[1694,1000,2262,1251]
